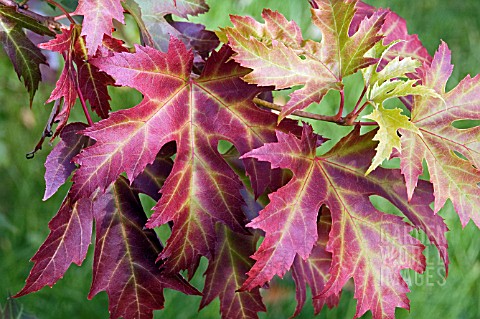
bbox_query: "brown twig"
[26,99,60,159]
[253,97,379,128]
[334,89,345,120]
[352,86,367,114]
[253,97,346,124]
[67,57,93,126]
[0,0,63,30]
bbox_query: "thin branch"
[76,84,93,126]
[352,86,367,114]
[253,97,345,124]
[26,99,61,159]
[53,14,69,21]
[355,121,378,126]
[43,0,76,24]
[253,97,379,128]
[354,101,372,117]
[253,97,378,130]
[345,100,373,125]
[68,62,93,126]
[334,89,345,120]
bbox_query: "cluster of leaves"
[2,0,480,318]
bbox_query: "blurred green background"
[1,0,480,318]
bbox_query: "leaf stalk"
[253,97,377,127]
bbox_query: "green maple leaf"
[364,105,420,174]
[362,53,442,174]
[370,79,440,105]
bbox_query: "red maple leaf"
[242,125,446,318]
[72,39,298,275]
[73,0,125,54]
[225,1,386,121]
[39,26,126,136]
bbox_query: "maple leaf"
[72,40,298,275]
[364,106,420,175]
[224,10,339,121]
[363,56,421,88]
[353,1,434,111]
[200,224,266,319]
[241,125,448,318]
[44,122,91,200]
[311,0,386,78]
[369,79,440,106]
[73,0,125,54]
[352,2,432,65]
[225,2,386,120]
[15,194,93,297]
[399,42,480,227]
[88,177,199,319]
[0,5,49,104]
[291,206,339,317]
[361,56,441,174]
[39,26,125,135]
[123,0,213,52]
[39,26,78,134]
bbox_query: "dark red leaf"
[123,0,210,52]
[15,195,93,297]
[72,40,298,276]
[170,21,220,59]
[73,0,125,54]
[88,177,200,319]
[200,224,266,319]
[0,5,49,103]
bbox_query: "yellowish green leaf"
[370,56,421,85]
[370,79,441,105]
[364,105,420,174]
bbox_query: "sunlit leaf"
[399,42,480,227]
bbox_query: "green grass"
[1,1,480,318]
